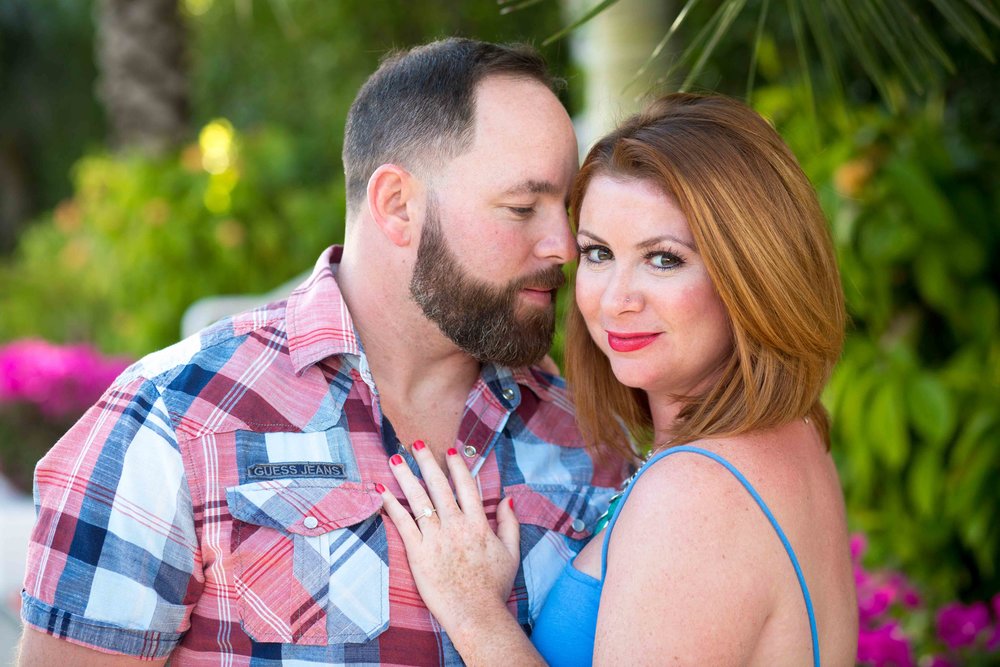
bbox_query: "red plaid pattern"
[22,246,625,665]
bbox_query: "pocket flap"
[226,480,382,536]
[506,483,615,540]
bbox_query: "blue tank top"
[530,445,820,666]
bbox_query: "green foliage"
[0,0,572,357]
[758,86,1000,603]
[0,123,342,355]
[545,0,1000,112]
[0,0,104,246]
[186,0,571,194]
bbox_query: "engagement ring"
[415,507,436,520]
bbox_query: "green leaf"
[907,443,942,518]
[825,0,894,107]
[499,0,546,15]
[929,0,996,61]
[660,1,736,91]
[881,157,956,234]
[785,0,816,135]
[835,366,880,496]
[914,252,956,312]
[867,381,910,470]
[745,0,771,98]
[905,373,956,446]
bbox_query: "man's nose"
[535,208,576,265]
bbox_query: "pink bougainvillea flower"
[936,601,991,650]
[887,572,922,609]
[0,339,131,418]
[851,533,868,562]
[859,585,893,623]
[857,621,914,667]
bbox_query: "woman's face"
[575,175,733,402]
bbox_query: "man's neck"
[336,247,482,456]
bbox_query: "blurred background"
[0,1,998,664]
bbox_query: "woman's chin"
[607,366,658,393]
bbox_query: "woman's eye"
[580,245,612,263]
[507,206,535,218]
[649,251,683,269]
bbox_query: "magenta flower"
[860,585,893,622]
[936,601,991,650]
[0,339,131,417]
[857,621,915,667]
[851,532,868,562]
[886,572,921,609]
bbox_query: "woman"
[377,93,858,665]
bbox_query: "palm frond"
[930,0,996,61]
[745,0,770,98]
[541,0,622,46]
[499,0,546,16]
[963,0,1000,29]
[628,0,703,90]
[682,0,746,91]
[519,0,998,114]
[787,0,816,131]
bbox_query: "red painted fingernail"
[447,447,458,456]
[508,497,514,510]
[375,482,386,494]
[413,440,426,451]
[390,454,404,466]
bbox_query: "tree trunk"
[94,0,189,154]
[564,0,672,151]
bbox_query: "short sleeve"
[20,376,201,659]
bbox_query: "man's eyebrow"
[502,179,559,197]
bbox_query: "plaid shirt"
[22,246,625,666]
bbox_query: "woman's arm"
[379,444,546,666]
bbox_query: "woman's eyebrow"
[577,229,695,252]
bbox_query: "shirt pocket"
[226,480,388,645]
[506,483,615,624]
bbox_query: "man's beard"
[409,201,565,368]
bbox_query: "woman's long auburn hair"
[565,93,845,460]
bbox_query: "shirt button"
[571,518,586,533]
[303,516,319,529]
[463,445,478,458]
[502,387,516,401]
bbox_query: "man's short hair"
[342,38,559,215]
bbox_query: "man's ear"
[367,164,417,247]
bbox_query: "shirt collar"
[286,245,558,404]
[287,245,362,376]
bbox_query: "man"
[18,38,625,666]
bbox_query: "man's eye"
[508,207,535,217]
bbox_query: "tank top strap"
[598,445,820,667]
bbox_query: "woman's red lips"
[607,331,660,352]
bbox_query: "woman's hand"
[378,441,521,637]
